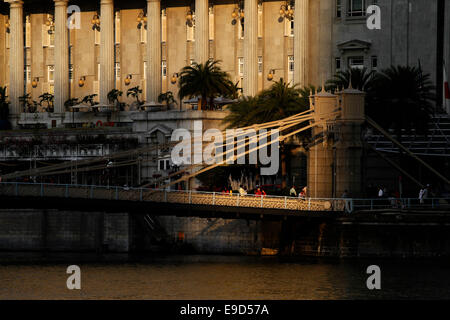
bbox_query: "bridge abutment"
[308,87,365,198]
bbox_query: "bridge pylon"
[307,86,365,198]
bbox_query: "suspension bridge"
[1,87,449,216]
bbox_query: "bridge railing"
[0,182,449,213]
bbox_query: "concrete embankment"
[279,210,450,258]
[1,209,450,258]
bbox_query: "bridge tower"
[307,88,337,198]
[307,86,365,198]
[335,87,365,198]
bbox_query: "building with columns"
[0,0,448,125]
[0,0,448,190]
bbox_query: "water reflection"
[0,254,449,300]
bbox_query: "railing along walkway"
[0,182,449,213]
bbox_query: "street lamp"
[91,13,100,31]
[186,9,194,27]
[46,15,55,34]
[31,77,41,88]
[5,18,10,33]
[124,74,132,86]
[137,10,147,29]
[171,73,179,84]
[231,0,244,25]
[78,76,86,87]
[279,1,295,22]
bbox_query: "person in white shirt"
[239,185,247,196]
[289,186,297,197]
[419,188,424,204]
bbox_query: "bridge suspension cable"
[366,116,450,186]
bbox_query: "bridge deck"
[0,183,448,217]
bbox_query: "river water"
[0,254,449,300]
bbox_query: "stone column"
[54,0,69,114]
[243,0,258,96]
[294,0,309,87]
[194,0,209,64]
[307,90,337,198]
[335,88,365,198]
[7,0,24,116]
[147,0,161,103]
[100,0,114,105]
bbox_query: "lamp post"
[91,13,100,31]
[78,76,86,87]
[267,68,283,81]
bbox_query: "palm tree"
[226,81,242,100]
[366,65,435,140]
[39,93,54,112]
[107,89,123,110]
[327,67,376,92]
[127,86,143,105]
[178,60,234,110]
[81,94,98,106]
[158,91,178,109]
[64,98,79,110]
[224,79,312,188]
[223,96,259,128]
[19,93,32,113]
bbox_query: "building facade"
[0,0,449,191]
[0,0,448,126]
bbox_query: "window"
[187,14,195,41]
[238,57,244,77]
[48,65,54,94]
[42,15,54,47]
[47,65,54,83]
[49,31,55,47]
[371,56,378,70]
[25,15,31,48]
[143,61,147,79]
[336,0,342,18]
[335,57,341,72]
[115,62,120,80]
[348,56,364,69]
[161,9,167,43]
[257,3,263,38]
[69,45,73,81]
[115,11,120,44]
[5,29,10,48]
[209,6,214,40]
[288,56,294,84]
[162,60,167,78]
[94,28,100,45]
[69,64,74,81]
[24,65,31,83]
[347,0,366,17]
[140,23,147,43]
[258,56,263,74]
[238,18,244,39]
[284,17,294,37]
[158,159,171,171]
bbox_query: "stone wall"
[281,212,450,258]
[158,216,281,254]
[0,209,129,252]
